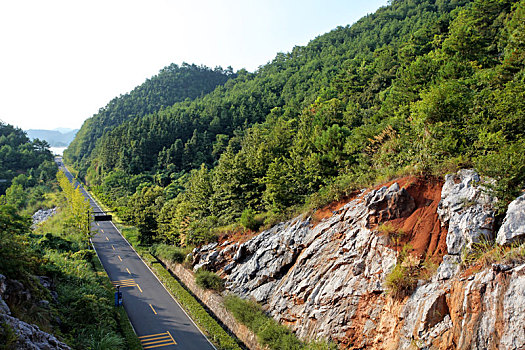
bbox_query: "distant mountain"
[26,129,78,147]
[53,127,76,134]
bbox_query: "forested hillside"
[68,0,525,247]
[0,123,138,349]
[65,63,234,168]
[0,122,56,197]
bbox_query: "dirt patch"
[311,192,360,226]
[342,293,386,349]
[217,227,258,246]
[376,176,448,262]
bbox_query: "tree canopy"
[69,0,525,246]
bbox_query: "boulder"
[437,169,495,255]
[496,193,525,246]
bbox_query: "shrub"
[195,269,224,291]
[240,208,261,231]
[475,140,525,214]
[0,322,18,350]
[385,253,420,299]
[153,243,187,264]
[224,295,336,350]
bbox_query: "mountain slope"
[87,0,470,180]
[69,0,524,248]
[65,63,234,168]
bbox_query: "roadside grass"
[29,206,137,349]
[139,252,242,350]
[224,295,337,350]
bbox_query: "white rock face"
[497,193,525,246]
[500,264,525,349]
[31,208,57,227]
[437,169,495,255]
[0,274,70,350]
[192,171,525,349]
[197,183,413,343]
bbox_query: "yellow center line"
[166,331,177,345]
[149,304,157,315]
[118,255,122,262]
[112,245,115,250]
[126,267,131,275]
[141,336,171,344]
[138,332,167,339]
[101,229,104,233]
[143,343,175,349]
[105,236,109,241]
[136,284,143,293]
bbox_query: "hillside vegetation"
[68,0,525,247]
[0,122,56,198]
[0,124,138,349]
[65,63,234,168]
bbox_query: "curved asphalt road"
[58,161,215,350]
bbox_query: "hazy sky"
[0,0,386,131]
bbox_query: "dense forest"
[0,122,56,204]
[66,0,525,247]
[65,63,235,168]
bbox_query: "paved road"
[59,162,215,350]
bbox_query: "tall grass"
[224,295,336,350]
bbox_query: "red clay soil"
[219,176,448,262]
[217,227,258,246]
[378,175,448,261]
[311,191,360,226]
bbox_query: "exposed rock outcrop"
[497,193,525,246]
[193,171,525,349]
[32,207,57,227]
[0,274,70,350]
[437,169,495,255]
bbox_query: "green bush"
[0,322,18,350]
[240,208,261,231]
[475,140,525,214]
[153,243,187,263]
[195,269,224,291]
[385,253,420,299]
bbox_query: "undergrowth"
[224,295,337,350]
[195,269,224,292]
[385,244,438,299]
[461,237,525,268]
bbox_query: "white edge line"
[81,177,217,350]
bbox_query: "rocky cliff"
[0,274,70,350]
[193,170,525,349]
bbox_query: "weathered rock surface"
[32,207,57,227]
[437,169,495,255]
[193,172,525,349]
[497,193,525,246]
[0,274,70,350]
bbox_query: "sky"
[0,0,387,131]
